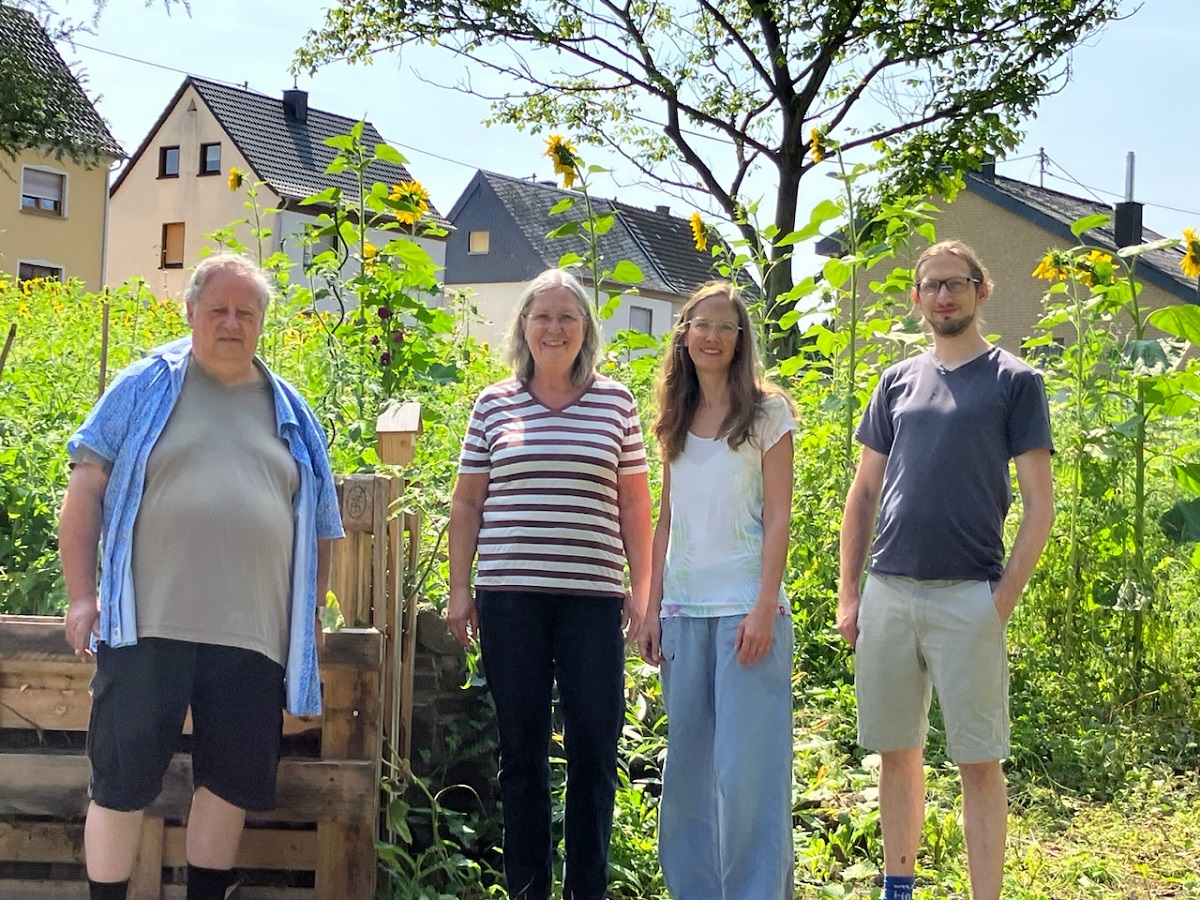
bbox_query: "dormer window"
[199,143,221,175]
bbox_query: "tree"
[295,0,1124,342]
[0,0,181,163]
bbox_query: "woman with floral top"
[637,280,796,899]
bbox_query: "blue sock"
[883,874,915,900]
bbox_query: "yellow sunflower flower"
[1182,228,1200,280]
[689,212,707,252]
[389,180,431,225]
[1078,249,1114,288]
[1032,251,1071,282]
[809,127,825,164]
[544,134,579,190]
[228,166,244,191]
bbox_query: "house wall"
[106,84,264,297]
[0,148,112,292]
[451,281,681,349]
[850,188,1190,355]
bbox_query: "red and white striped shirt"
[458,375,648,597]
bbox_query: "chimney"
[655,204,670,215]
[283,88,308,123]
[1115,201,1143,248]
[1114,152,1142,248]
[978,155,995,181]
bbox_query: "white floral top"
[661,393,796,618]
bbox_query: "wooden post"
[128,816,164,900]
[98,294,110,398]
[314,630,382,900]
[0,322,15,382]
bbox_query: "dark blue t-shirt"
[855,347,1053,581]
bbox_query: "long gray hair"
[503,268,601,386]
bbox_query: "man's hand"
[65,594,100,660]
[991,582,1019,625]
[446,585,479,649]
[621,589,644,648]
[734,603,776,666]
[836,589,861,649]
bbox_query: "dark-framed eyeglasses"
[916,277,981,299]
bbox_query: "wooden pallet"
[0,615,382,900]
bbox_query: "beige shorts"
[855,573,1009,763]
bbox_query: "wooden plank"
[398,511,421,760]
[315,821,375,900]
[371,476,388,640]
[383,476,405,755]
[129,815,164,900]
[161,825,317,869]
[0,684,91,730]
[0,819,84,862]
[0,658,93,687]
[0,618,377,668]
[0,754,376,823]
[337,475,379,533]
[0,885,314,900]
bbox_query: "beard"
[929,311,975,338]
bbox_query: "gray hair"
[503,268,601,387]
[183,253,273,313]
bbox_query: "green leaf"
[777,308,800,330]
[299,187,342,207]
[549,197,576,215]
[374,143,408,164]
[1125,338,1172,376]
[1148,304,1200,346]
[1172,463,1200,496]
[547,221,580,238]
[323,134,355,151]
[1160,498,1200,544]
[823,257,851,289]
[1070,213,1110,237]
[1117,237,1178,259]
[557,252,584,267]
[608,260,643,284]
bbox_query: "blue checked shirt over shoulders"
[67,337,344,716]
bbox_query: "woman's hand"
[635,613,663,667]
[734,602,776,665]
[446,585,479,648]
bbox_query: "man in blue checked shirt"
[59,253,343,900]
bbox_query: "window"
[468,230,490,254]
[18,262,63,282]
[629,305,653,335]
[20,167,66,216]
[161,222,185,269]
[199,143,221,175]
[158,146,180,178]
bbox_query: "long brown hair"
[653,281,788,461]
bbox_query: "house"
[0,5,123,291]
[106,76,449,298]
[816,162,1198,355]
[444,170,732,345]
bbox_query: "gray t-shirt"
[75,359,298,664]
[855,347,1053,582]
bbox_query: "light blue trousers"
[659,614,795,900]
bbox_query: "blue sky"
[54,0,1200,263]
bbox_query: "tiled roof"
[973,173,1194,298]
[123,76,448,227]
[0,6,122,157]
[478,171,728,296]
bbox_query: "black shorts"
[87,637,286,812]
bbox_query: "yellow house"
[0,6,123,291]
[106,76,450,298]
[817,165,1199,355]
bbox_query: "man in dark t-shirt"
[837,240,1055,900]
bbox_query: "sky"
[47,0,1200,264]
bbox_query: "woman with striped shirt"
[447,268,653,900]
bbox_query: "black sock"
[88,880,129,900]
[186,864,237,900]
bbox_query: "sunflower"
[1181,228,1200,280]
[389,180,431,225]
[689,212,707,252]
[1032,251,1071,282]
[1078,249,1114,288]
[809,127,825,164]
[228,166,244,191]
[544,134,579,189]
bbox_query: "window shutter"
[23,169,64,201]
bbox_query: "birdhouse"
[376,401,423,466]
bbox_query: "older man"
[59,254,343,900]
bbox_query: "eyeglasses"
[687,317,741,338]
[524,311,582,327]
[916,277,981,299]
